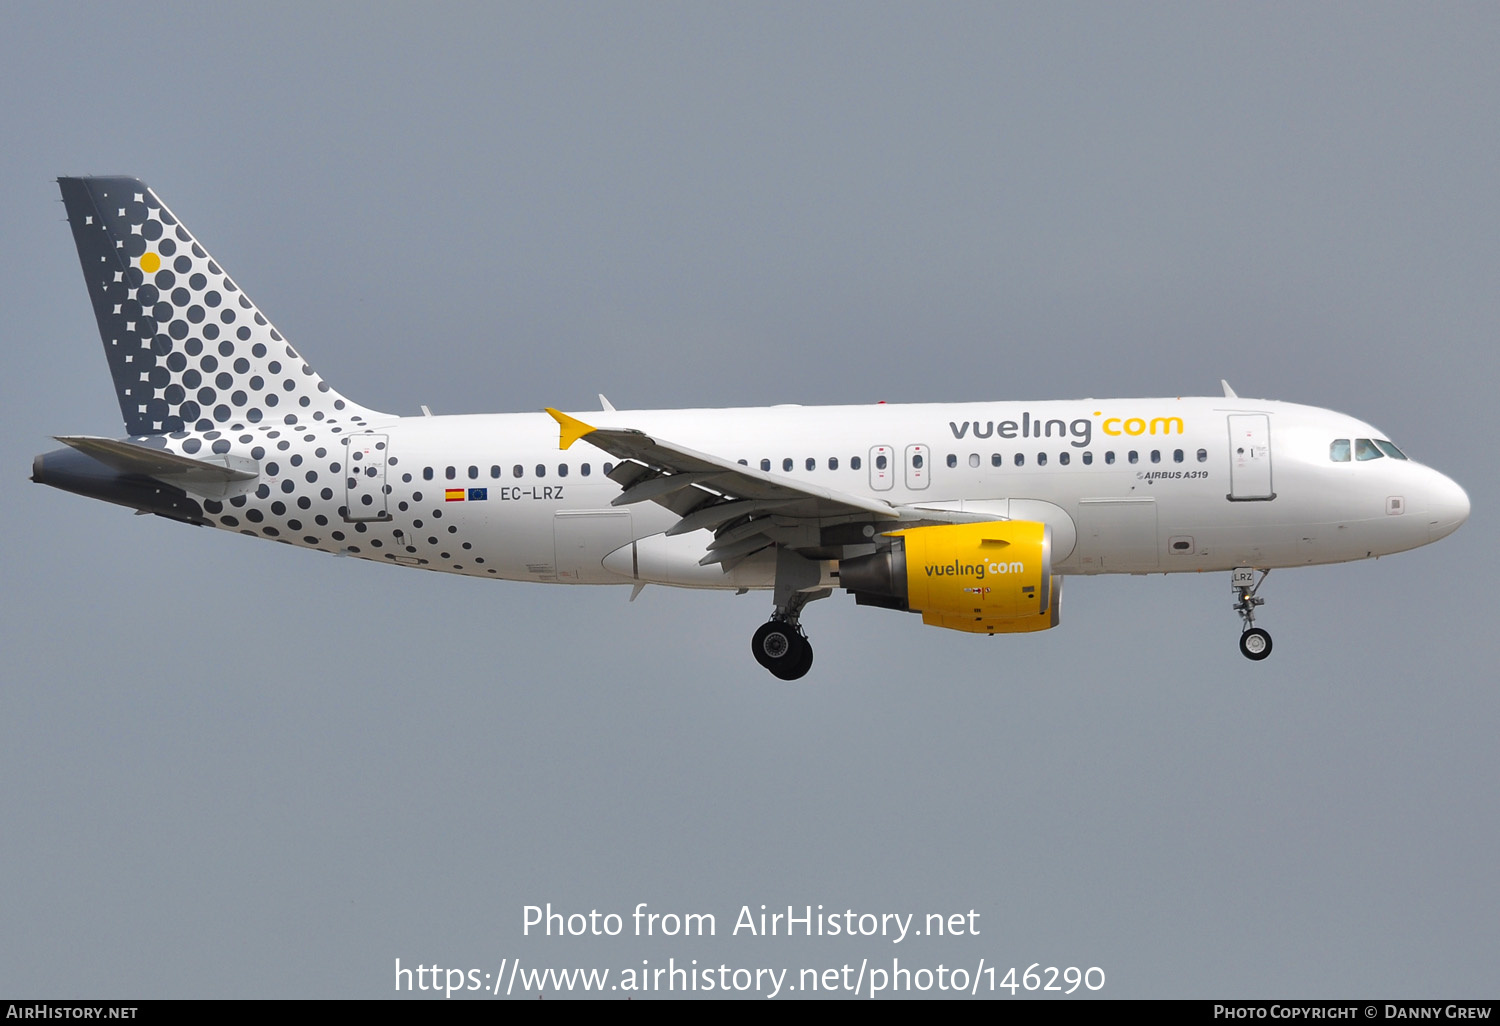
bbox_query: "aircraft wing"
[547,408,914,567]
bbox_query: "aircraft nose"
[1426,471,1470,543]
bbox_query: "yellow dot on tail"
[140,252,160,273]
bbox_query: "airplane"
[32,177,1471,679]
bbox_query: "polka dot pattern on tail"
[52,178,516,584]
[57,177,382,436]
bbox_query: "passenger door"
[1227,414,1275,500]
[343,433,389,521]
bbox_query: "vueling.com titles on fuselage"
[946,412,1186,448]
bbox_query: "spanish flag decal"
[445,488,465,502]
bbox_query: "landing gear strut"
[753,549,828,680]
[1232,567,1273,661]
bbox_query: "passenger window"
[1037,452,1047,466]
[581,463,591,476]
[1173,449,1184,463]
[1105,451,1115,465]
[829,457,839,470]
[1355,438,1383,461]
[760,459,771,472]
[913,454,925,469]
[423,467,433,481]
[875,455,887,470]
[1082,452,1093,465]
[1150,450,1160,464]
[1058,451,1070,465]
[603,462,614,475]
[557,464,568,477]
[783,458,793,472]
[1128,451,1139,464]
[969,453,980,468]
[737,459,747,466]
[468,465,478,479]
[851,456,862,470]
[806,458,816,471]
[991,453,1003,467]
[1014,453,1025,466]
[1197,448,1208,463]
[490,465,501,478]
[1330,439,1351,462]
[536,464,547,477]
[445,466,456,480]
[1375,440,1408,460]
[513,465,523,478]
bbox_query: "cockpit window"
[1375,439,1408,460]
[1330,439,1351,462]
[1354,438,1383,461]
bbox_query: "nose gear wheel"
[1239,627,1272,660]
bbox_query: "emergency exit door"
[868,446,893,491]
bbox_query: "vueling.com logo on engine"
[924,559,1025,579]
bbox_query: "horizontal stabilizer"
[56,435,258,486]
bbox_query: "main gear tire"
[752,621,813,680]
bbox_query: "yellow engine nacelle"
[839,521,1061,634]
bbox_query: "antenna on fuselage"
[1220,380,1238,399]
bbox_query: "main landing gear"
[1232,567,1273,660]
[752,618,814,680]
[753,549,829,680]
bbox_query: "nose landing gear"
[1232,567,1272,660]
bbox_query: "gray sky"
[2,2,1497,999]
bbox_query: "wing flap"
[665,498,796,536]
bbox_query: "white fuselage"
[43,177,1474,673]
[203,395,1468,589]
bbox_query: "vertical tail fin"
[57,176,383,435]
